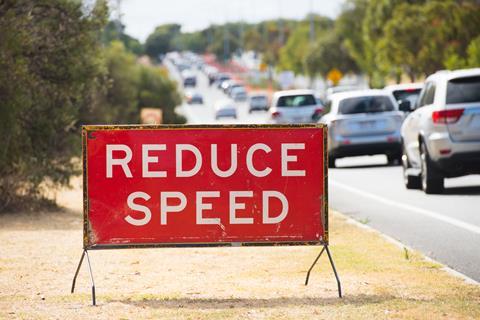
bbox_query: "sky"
[115,0,346,42]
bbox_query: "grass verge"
[0,209,479,319]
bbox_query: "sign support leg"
[325,245,342,298]
[304,246,325,286]
[304,245,342,298]
[71,250,96,306]
[71,250,85,294]
[85,250,96,306]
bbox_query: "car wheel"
[420,142,444,194]
[387,153,401,166]
[402,145,421,189]
[328,156,336,168]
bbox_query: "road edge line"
[333,210,479,286]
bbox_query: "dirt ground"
[1,178,479,319]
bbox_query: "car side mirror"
[399,100,412,112]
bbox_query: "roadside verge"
[0,182,479,319]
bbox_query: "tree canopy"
[145,24,182,59]
[0,1,184,211]
[0,0,108,209]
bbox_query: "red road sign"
[83,125,327,249]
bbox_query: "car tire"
[328,156,336,168]
[420,142,444,194]
[402,146,421,189]
[387,153,401,166]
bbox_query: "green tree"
[145,24,181,59]
[377,1,480,81]
[375,3,425,82]
[137,66,184,124]
[278,24,310,74]
[278,16,334,75]
[304,31,359,78]
[171,31,208,53]
[102,20,144,55]
[101,41,140,124]
[95,41,185,125]
[467,36,480,67]
[0,0,108,210]
[361,0,427,86]
[336,0,370,75]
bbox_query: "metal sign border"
[82,124,329,250]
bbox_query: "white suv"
[269,90,323,124]
[401,68,480,194]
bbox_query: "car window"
[323,99,332,114]
[446,76,480,104]
[338,96,394,114]
[392,89,422,106]
[416,82,435,108]
[277,94,316,107]
[423,83,436,105]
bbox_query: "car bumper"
[434,151,480,177]
[249,106,269,111]
[427,131,480,159]
[330,132,402,157]
[330,142,402,158]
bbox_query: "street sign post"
[71,124,341,305]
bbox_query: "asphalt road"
[167,61,480,282]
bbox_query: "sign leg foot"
[85,250,96,306]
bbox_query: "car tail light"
[313,107,323,117]
[432,109,464,124]
[271,111,282,119]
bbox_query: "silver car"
[248,93,269,113]
[269,89,323,124]
[214,99,237,120]
[401,68,480,194]
[320,90,404,167]
[230,86,247,102]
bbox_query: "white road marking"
[331,180,480,236]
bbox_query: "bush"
[0,0,108,211]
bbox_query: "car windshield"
[252,96,267,102]
[392,89,421,106]
[446,76,480,104]
[232,87,246,93]
[338,96,395,114]
[277,94,316,107]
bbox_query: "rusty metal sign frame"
[72,124,341,305]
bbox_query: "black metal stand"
[305,245,342,298]
[71,245,340,304]
[71,250,96,305]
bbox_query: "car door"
[402,82,435,167]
